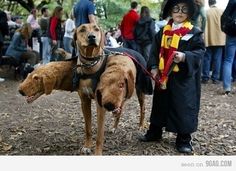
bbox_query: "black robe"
[148,27,205,134]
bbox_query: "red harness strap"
[124,52,177,90]
[123,52,159,85]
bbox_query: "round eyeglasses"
[172,6,189,14]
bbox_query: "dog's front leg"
[95,104,106,155]
[110,107,123,133]
[80,96,92,155]
[111,116,121,133]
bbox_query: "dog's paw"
[80,147,92,155]
[108,127,117,134]
[138,126,145,131]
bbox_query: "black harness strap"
[72,53,109,92]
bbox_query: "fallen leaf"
[2,143,13,151]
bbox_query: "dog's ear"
[32,74,40,81]
[99,29,105,49]
[96,89,103,107]
[125,70,135,98]
[42,74,56,95]
[73,28,77,48]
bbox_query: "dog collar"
[79,55,102,62]
[78,53,106,69]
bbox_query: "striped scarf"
[158,19,193,89]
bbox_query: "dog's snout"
[19,89,26,96]
[104,102,115,111]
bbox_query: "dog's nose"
[104,102,115,111]
[19,89,26,96]
[88,34,96,41]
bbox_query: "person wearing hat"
[139,0,205,154]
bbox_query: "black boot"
[139,123,162,142]
[176,134,193,154]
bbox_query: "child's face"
[171,3,188,24]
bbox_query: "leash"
[122,52,160,84]
[103,48,161,86]
[123,52,177,90]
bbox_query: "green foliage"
[0,0,163,29]
[96,0,129,30]
[96,0,163,30]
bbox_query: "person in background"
[12,16,23,28]
[47,6,64,61]
[73,0,96,58]
[73,0,96,27]
[139,0,205,154]
[0,10,9,59]
[192,0,206,31]
[5,11,17,28]
[105,29,120,48]
[120,1,140,51]
[201,0,225,84]
[232,56,236,82]
[5,11,18,39]
[0,10,9,82]
[39,6,50,64]
[26,9,41,49]
[114,24,123,45]
[221,0,236,95]
[5,23,40,70]
[63,12,75,53]
[134,6,156,62]
[27,9,40,30]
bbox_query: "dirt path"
[0,68,236,155]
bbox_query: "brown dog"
[18,60,76,103]
[19,23,146,155]
[73,23,108,155]
[19,24,106,155]
[74,24,146,155]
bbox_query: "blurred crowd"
[0,0,235,94]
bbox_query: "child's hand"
[151,68,157,77]
[173,51,185,63]
[151,68,158,87]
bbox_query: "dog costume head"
[96,67,135,116]
[18,65,57,103]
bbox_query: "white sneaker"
[0,77,5,82]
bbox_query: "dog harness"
[72,52,109,94]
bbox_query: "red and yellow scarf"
[158,19,193,89]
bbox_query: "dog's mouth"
[88,41,98,47]
[26,92,44,103]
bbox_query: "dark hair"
[51,6,63,18]
[41,7,48,15]
[208,0,216,6]
[31,8,37,14]
[162,0,195,19]
[140,6,150,18]
[131,1,138,9]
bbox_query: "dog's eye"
[79,28,86,32]
[118,83,124,88]
[94,28,100,32]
